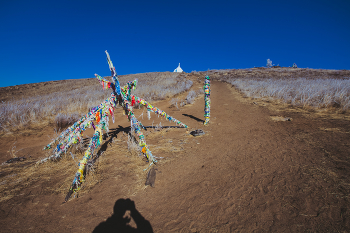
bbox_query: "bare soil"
[1,78,350,232]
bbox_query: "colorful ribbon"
[43,51,189,200]
[204,76,211,125]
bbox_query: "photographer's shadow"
[93,198,153,233]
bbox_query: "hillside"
[0,68,350,232]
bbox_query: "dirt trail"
[1,81,350,232]
[132,81,350,232]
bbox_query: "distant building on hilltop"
[174,63,183,73]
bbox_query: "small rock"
[145,167,157,187]
[190,129,205,136]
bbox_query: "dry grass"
[0,134,124,202]
[127,133,141,156]
[198,67,350,80]
[0,72,193,134]
[186,89,204,104]
[0,71,194,202]
[170,88,203,109]
[228,78,350,111]
[119,72,193,101]
[0,82,110,134]
[193,67,350,113]
[0,126,188,202]
[0,155,78,202]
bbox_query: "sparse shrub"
[179,99,187,107]
[154,122,162,131]
[170,98,180,109]
[187,89,204,104]
[186,90,197,104]
[55,113,81,129]
[127,133,140,156]
[169,88,203,108]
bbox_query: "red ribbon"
[131,95,136,106]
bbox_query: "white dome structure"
[173,63,183,73]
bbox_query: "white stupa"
[173,63,183,73]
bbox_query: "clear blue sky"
[0,0,349,87]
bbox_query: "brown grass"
[0,72,192,135]
[0,126,188,203]
[191,67,350,116]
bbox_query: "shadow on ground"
[93,198,153,233]
[182,113,204,123]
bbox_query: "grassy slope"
[0,72,193,134]
[1,68,350,232]
[1,67,350,135]
[201,67,350,112]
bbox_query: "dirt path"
[132,81,350,232]
[1,81,350,232]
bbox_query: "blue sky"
[0,0,349,87]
